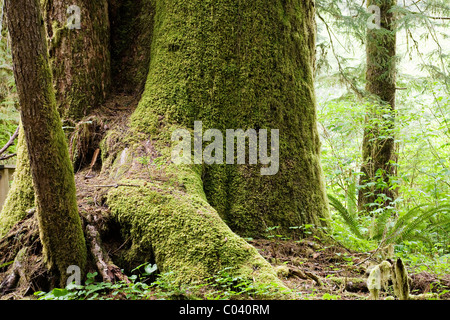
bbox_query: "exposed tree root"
[0,203,129,298]
[0,211,51,299]
[286,266,323,287]
[85,223,129,284]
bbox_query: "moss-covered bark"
[358,0,397,212]
[42,0,110,120]
[0,125,35,237]
[101,0,330,290]
[6,0,87,286]
[131,0,330,237]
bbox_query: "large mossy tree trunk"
[358,0,397,212]
[104,0,329,285]
[130,0,330,238]
[5,0,87,286]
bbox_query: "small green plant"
[289,224,314,236]
[137,155,166,178]
[150,271,203,299]
[132,262,158,280]
[321,293,341,300]
[204,267,291,300]
[35,263,159,300]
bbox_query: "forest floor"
[250,238,450,300]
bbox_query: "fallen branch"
[92,183,141,188]
[84,148,100,178]
[288,267,323,286]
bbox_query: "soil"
[249,238,450,300]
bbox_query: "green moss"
[0,126,35,237]
[99,128,288,293]
[129,0,330,237]
[107,174,286,294]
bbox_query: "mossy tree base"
[101,134,288,293]
[130,0,330,237]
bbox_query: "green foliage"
[321,292,341,300]
[0,27,19,156]
[328,194,364,239]
[35,271,154,300]
[316,0,450,266]
[35,265,290,301]
[204,267,291,300]
[329,194,450,250]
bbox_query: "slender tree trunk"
[1,0,112,231]
[359,0,397,212]
[5,0,87,286]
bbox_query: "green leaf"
[52,288,69,297]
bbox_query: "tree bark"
[108,0,154,94]
[359,0,397,212]
[42,0,110,121]
[5,0,87,286]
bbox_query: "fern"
[328,194,450,247]
[328,194,364,239]
[386,204,450,245]
[370,209,393,240]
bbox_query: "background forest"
[0,0,450,301]
[315,0,450,271]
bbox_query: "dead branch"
[0,153,16,161]
[92,183,141,188]
[0,126,19,157]
[288,266,323,286]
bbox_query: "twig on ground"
[92,183,141,188]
